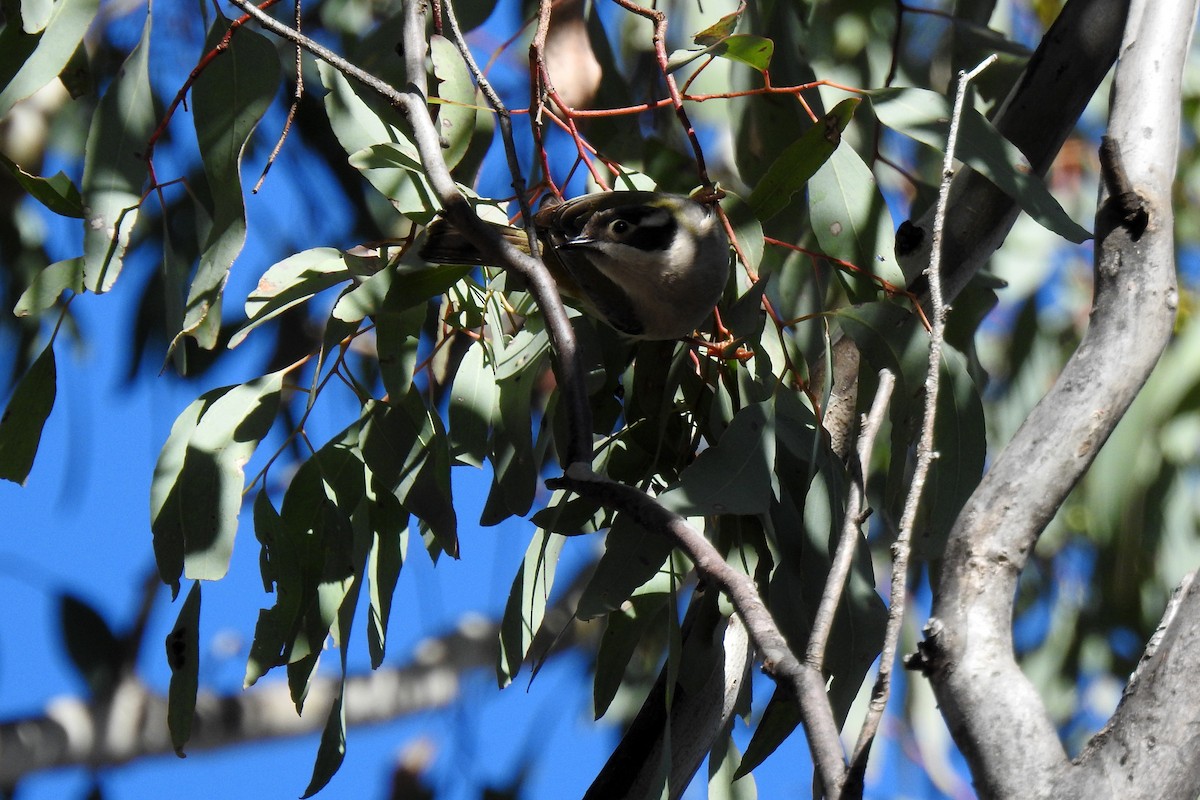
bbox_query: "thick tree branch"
[912,1,1187,797]
[0,617,510,786]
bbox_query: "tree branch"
[911,0,1187,795]
[548,467,850,795]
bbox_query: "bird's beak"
[560,235,596,249]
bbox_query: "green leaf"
[150,372,284,595]
[449,340,497,468]
[58,593,122,698]
[808,138,904,290]
[868,87,1091,243]
[593,590,670,718]
[360,395,459,558]
[230,248,358,348]
[429,34,477,170]
[14,258,85,316]
[302,692,347,798]
[736,687,798,777]
[0,343,56,484]
[346,143,440,224]
[320,61,441,225]
[576,513,676,620]
[366,494,406,668]
[748,98,858,221]
[80,6,155,294]
[0,0,99,118]
[177,19,280,348]
[0,152,84,217]
[165,581,201,757]
[710,35,774,72]
[693,7,742,45]
[668,401,775,516]
[245,430,364,690]
[497,527,565,686]
[481,324,550,525]
[375,276,430,402]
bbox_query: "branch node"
[1099,135,1149,240]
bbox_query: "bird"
[418,190,730,341]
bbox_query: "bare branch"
[548,467,850,795]
[913,0,1188,795]
[807,368,895,668]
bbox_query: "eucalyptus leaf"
[177,20,280,348]
[80,7,155,294]
[868,87,1090,243]
[0,343,56,485]
[165,582,201,756]
[150,371,284,594]
[808,139,904,291]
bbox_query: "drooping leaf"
[150,371,284,595]
[0,152,84,217]
[807,138,904,291]
[868,87,1091,243]
[360,395,459,558]
[668,401,776,516]
[302,691,347,798]
[0,343,56,484]
[165,581,201,756]
[0,0,99,118]
[497,526,565,686]
[593,590,670,718]
[58,593,122,698]
[480,323,550,525]
[576,513,678,620]
[748,98,858,221]
[449,340,497,468]
[80,6,155,294]
[176,19,280,348]
[375,274,430,402]
[366,489,406,668]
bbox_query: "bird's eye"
[609,219,631,236]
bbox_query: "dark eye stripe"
[605,207,677,251]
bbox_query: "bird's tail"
[418,218,534,265]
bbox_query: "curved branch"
[548,467,850,795]
[913,1,1187,796]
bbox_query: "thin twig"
[441,0,536,244]
[224,0,595,466]
[608,0,712,186]
[806,369,896,669]
[847,55,996,787]
[252,0,304,193]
